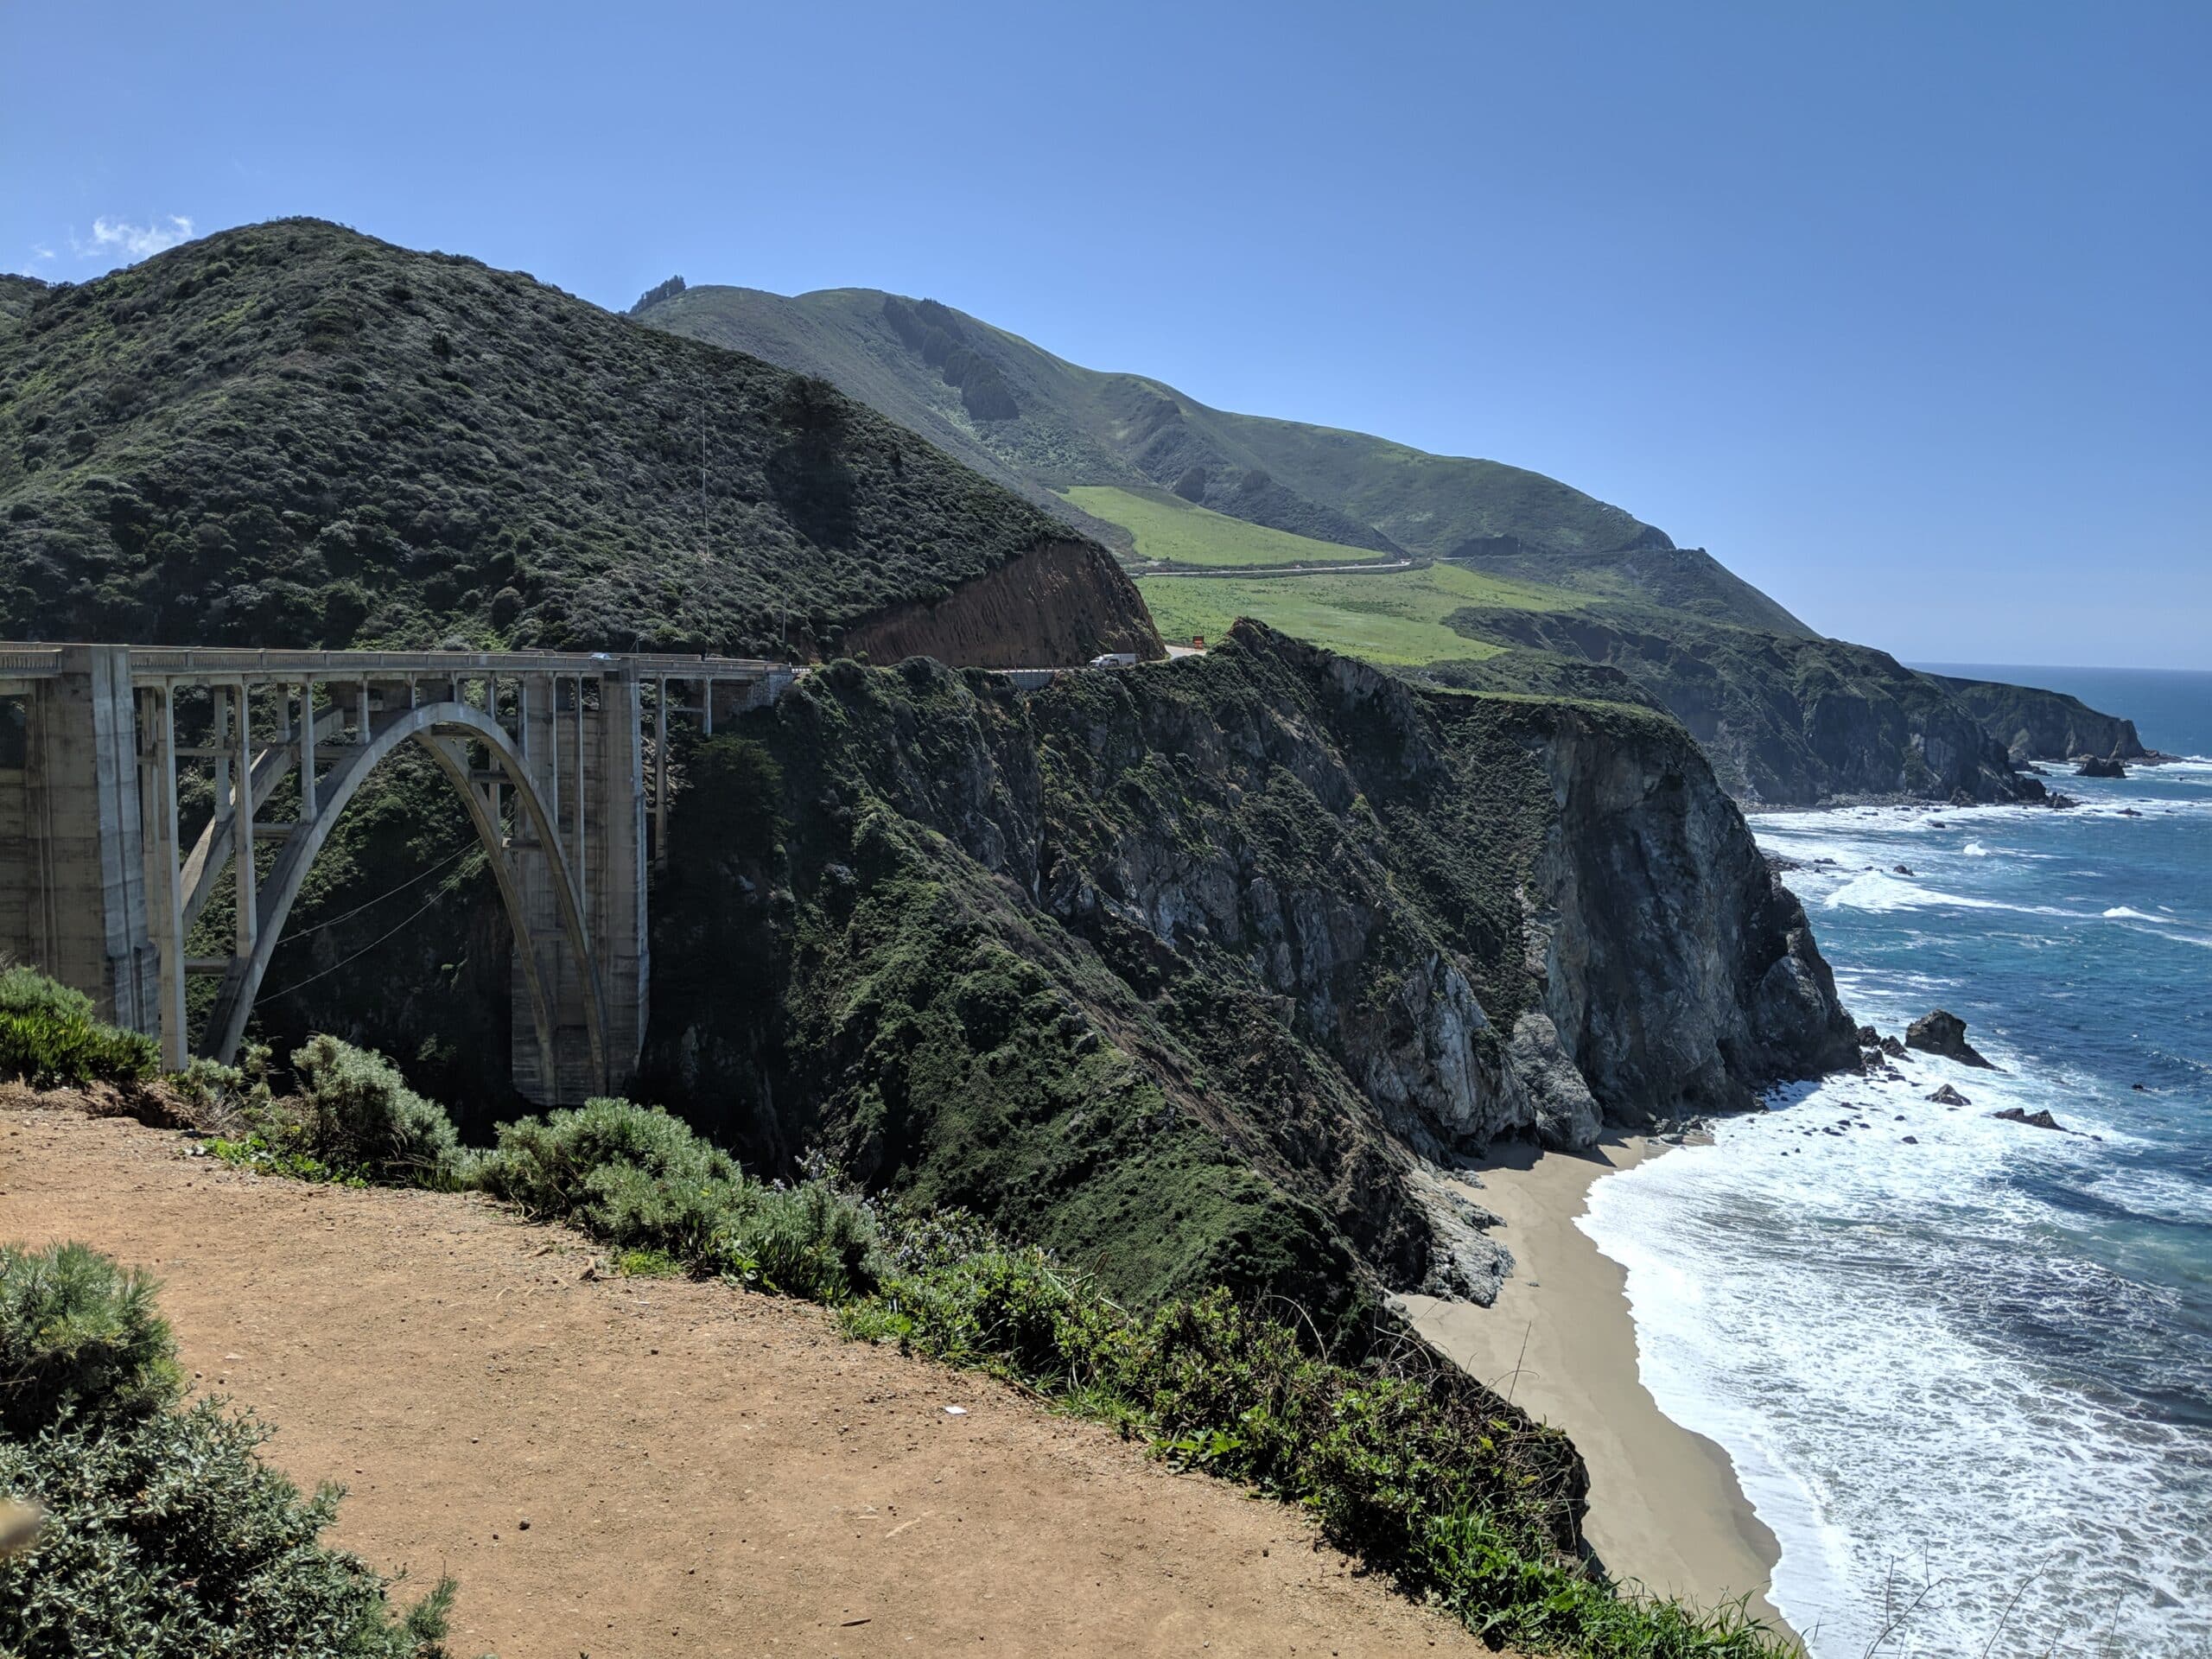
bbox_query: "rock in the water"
[2075,755,2126,779]
[1902,1135,1919,1144]
[1927,1084,1972,1106]
[1906,1009,1995,1069]
[1993,1105,2065,1132]
[1880,1035,1908,1058]
[1893,863,1916,876]
[1856,1024,1882,1048]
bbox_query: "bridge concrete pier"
[0,644,789,1104]
[0,646,162,1036]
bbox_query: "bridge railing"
[0,643,785,683]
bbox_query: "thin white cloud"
[30,245,54,264]
[72,215,195,263]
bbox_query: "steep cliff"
[638,623,1857,1318]
[1430,607,2042,805]
[1931,674,2151,763]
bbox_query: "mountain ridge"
[634,281,2111,806]
[0,221,1158,666]
[636,283,1811,630]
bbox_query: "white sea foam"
[1821,872,2103,921]
[1580,1066,2212,1655]
[1613,794,2212,1650]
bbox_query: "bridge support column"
[587,667,649,1096]
[11,648,161,1039]
[507,674,645,1105]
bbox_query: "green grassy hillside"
[632,285,1766,591]
[1139,564,1572,665]
[1063,485,1382,566]
[0,222,1143,657]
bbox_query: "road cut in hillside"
[0,1103,1487,1658]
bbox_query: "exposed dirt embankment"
[0,1103,1484,1659]
[846,538,1165,668]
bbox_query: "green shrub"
[474,1098,881,1300]
[0,967,159,1088]
[168,1044,275,1127]
[207,1132,371,1187]
[0,1243,456,1656]
[0,1242,181,1436]
[285,1035,464,1185]
[1417,1503,1783,1657]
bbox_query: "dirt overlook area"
[1,1099,1487,1658]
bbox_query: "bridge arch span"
[200,701,605,1091]
[0,643,790,1103]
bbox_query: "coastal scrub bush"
[168,1045,275,1129]
[290,1035,464,1183]
[473,1097,881,1300]
[1417,1503,1784,1657]
[209,1036,466,1187]
[0,1242,458,1656]
[0,1242,180,1435]
[0,967,159,1089]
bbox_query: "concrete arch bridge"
[0,645,791,1103]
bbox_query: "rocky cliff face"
[1435,607,2042,805]
[1931,674,2151,763]
[639,622,1857,1318]
[844,538,1164,668]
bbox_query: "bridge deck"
[0,643,780,689]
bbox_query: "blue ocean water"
[1579,670,2212,1657]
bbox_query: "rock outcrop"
[1993,1106,2064,1132]
[2075,755,2127,779]
[1906,1009,1995,1069]
[1428,607,2044,805]
[1931,675,2150,766]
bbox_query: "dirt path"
[1,1106,1484,1658]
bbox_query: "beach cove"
[1405,1141,1796,1646]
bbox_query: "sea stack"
[1905,1009,1997,1069]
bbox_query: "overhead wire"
[277,838,478,938]
[256,864,480,1005]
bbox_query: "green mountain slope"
[639,281,2137,806]
[638,283,1810,633]
[0,223,1154,663]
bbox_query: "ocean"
[1578,666,2212,1656]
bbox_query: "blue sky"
[5,1,2204,668]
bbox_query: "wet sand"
[1402,1136,1799,1647]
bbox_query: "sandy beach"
[1402,1137,1797,1647]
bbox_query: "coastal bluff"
[634,620,1861,1317]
